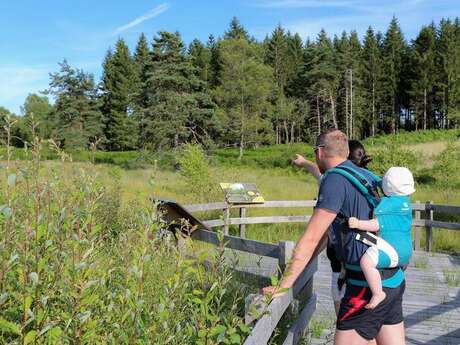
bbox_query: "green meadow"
[0,129,459,344]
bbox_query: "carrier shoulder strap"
[324,165,381,208]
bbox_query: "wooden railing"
[183,199,460,344]
[185,200,460,252]
[190,228,317,345]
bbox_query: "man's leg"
[375,322,405,345]
[334,329,369,345]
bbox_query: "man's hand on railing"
[260,286,287,298]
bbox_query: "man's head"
[315,129,349,173]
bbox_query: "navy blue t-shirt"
[316,160,379,265]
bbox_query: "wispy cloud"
[253,0,458,40]
[114,3,169,34]
[0,65,51,114]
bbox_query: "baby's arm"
[293,154,321,182]
[348,217,380,232]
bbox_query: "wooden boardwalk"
[311,251,460,345]
[180,199,460,344]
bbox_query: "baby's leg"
[361,247,386,309]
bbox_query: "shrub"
[0,137,248,344]
[431,143,460,190]
[368,142,419,176]
[177,144,220,203]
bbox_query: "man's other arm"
[263,208,337,295]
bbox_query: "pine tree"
[133,33,151,109]
[346,31,364,138]
[265,25,290,143]
[132,33,152,146]
[215,38,273,158]
[436,18,460,128]
[143,31,218,149]
[304,29,339,132]
[285,32,305,97]
[189,39,212,84]
[382,17,408,133]
[265,25,289,93]
[224,17,249,40]
[207,34,221,88]
[100,39,138,151]
[411,24,437,130]
[47,60,104,149]
[362,26,383,136]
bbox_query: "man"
[262,129,406,345]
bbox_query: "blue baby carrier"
[322,165,404,286]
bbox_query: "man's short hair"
[316,129,349,158]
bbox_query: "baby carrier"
[322,165,404,286]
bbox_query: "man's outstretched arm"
[263,208,337,295]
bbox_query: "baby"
[349,167,415,309]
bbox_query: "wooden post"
[278,241,295,278]
[240,206,246,238]
[223,204,230,236]
[414,200,421,251]
[426,201,433,252]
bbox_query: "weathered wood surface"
[203,216,312,228]
[185,200,460,212]
[414,201,421,251]
[311,251,460,345]
[282,294,317,345]
[185,201,460,235]
[243,258,318,345]
[185,202,227,212]
[192,229,280,258]
[427,219,460,231]
[429,204,460,214]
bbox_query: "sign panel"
[220,183,264,204]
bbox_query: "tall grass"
[0,122,250,344]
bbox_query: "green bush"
[431,143,460,189]
[363,129,460,147]
[177,144,220,203]
[368,143,420,176]
[0,142,249,344]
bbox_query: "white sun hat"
[382,167,416,196]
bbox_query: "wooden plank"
[278,241,295,276]
[412,203,426,211]
[192,229,280,258]
[183,201,460,214]
[426,220,460,231]
[240,207,247,238]
[203,219,224,228]
[430,204,460,214]
[414,201,421,251]
[426,201,433,252]
[243,258,318,345]
[230,216,311,225]
[223,206,230,235]
[235,200,317,209]
[204,216,311,228]
[184,202,227,212]
[282,294,317,345]
[412,219,425,227]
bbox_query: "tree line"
[2,16,460,157]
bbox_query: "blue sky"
[1,0,458,114]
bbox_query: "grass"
[413,257,429,269]
[1,129,460,344]
[444,269,460,287]
[31,157,458,254]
